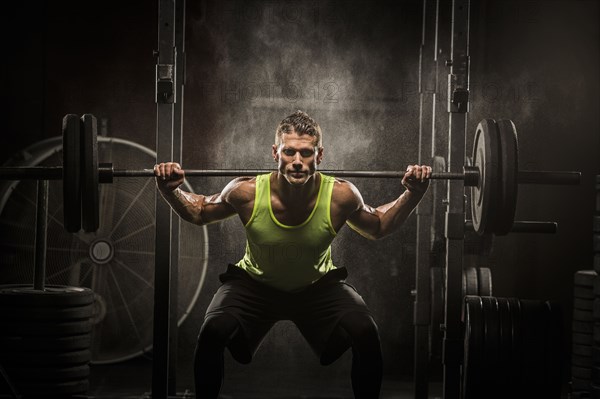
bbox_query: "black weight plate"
[494,119,519,235]
[429,267,444,362]
[594,298,600,320]
[507,297,523,390]
[574,333,594,345]
[0,303,93,321]
[575,298,594,311]
[481,296,501,394]
[592,367,600,384]
[2,320,92,337]
[575,309,594,322]
[464,267,478,296]
[16,379,89,396]
[594,255,600,274]
[496,298,513,396]
[463,296,484,399]
[572,366,593,380]
[572,377,592,392]
[0,285,94,307]
[3,349,91,367]
[594,216,600,233]
[575,285,595,300]
[574,320,594,334]
[572,354,593,368]
[80,114,99,232]
[8,365,90,382]
[477,267,493,296]
[62,114,82,232]
[471,119,500,235]
[0,334,91,353]
[575,270,597,287]
[574,344,593,357]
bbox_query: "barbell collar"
[517,170,581,185]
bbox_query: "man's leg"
[338,311,383,399]
[194,313,240,398]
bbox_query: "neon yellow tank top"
[235,172,337,292]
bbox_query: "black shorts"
[204,264,374,364]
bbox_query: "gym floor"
[88,357,443,398]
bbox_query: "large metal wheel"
[0,136,209,364]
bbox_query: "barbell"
[0,114,581,234]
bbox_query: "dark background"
[1,0,598,394]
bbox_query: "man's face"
[272,132,323,186]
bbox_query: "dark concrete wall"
[1,0,598,392]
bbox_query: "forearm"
[158,187,204,225]
[375,190,423,237]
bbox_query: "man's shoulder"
[330,177,362,211]
[222,176,256,205]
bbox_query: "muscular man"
[154,110,431,398]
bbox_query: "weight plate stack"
[572,270,597,397]
[463,296,564,399]
[0,285,94,397]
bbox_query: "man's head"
[272,110,324,186]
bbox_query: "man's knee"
[338,312,381,347]
[197,313,240,347]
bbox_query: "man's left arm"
[345,165,432,240]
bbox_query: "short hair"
[275,110,322,147]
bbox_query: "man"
[154,110,431,398]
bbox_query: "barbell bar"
[0,114,582,235]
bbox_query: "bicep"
[337,181,381,240]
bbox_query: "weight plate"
[594,298,600,320]
[7,365,90,381]
[574,308,594,322]
[575,298,594,311]
[2,320,92,337]
[80,114,99,233]
[494,119,518,235]
[507,298,523,392]
[481,296,501,393]
[464,267,478,296]
[3,349,91,366]
[575,270,597,287]
[15,379,89,396]
[496,298,513,395]
[574,333,594,346]
[594,216,600,233]
[0,303,93,321]
[574,344,593,357]
[62,114,82,232]
[0,334,91,353]
[0,285,94,307]
[575,285,595,300]
[471,119,500,235]
[544,301,565,397]
[572,354,593,368]
[477,267,493,296]
[462,296,484,399]
[572,365,593,380]
[574,320,594,334]
[572,377,592,392]
[519,300,547,396]
[429,267,444,362]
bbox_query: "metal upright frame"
[442,1,470,398]
[153,0,186,397]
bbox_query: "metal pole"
[443,0,470,398]
[33,180,49,290]
[153,0,176,397]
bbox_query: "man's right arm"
[154,162,239,226]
